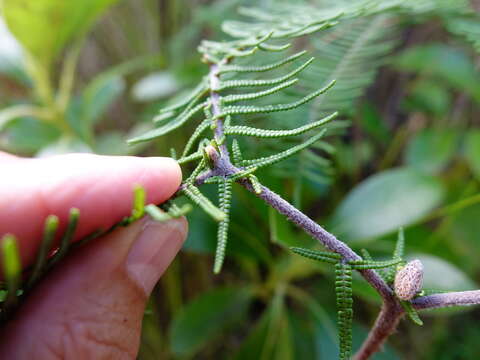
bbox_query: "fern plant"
[2,1,480,359]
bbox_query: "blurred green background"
[1,0,480,358]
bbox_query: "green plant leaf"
[392,44,480,103]
[234,290,293,360]
[169,286,253,357]
[409,254,476,292]
[2,0,120,67]
[331,167,445,242]
[464,130,480,179]
[405,129,459,174]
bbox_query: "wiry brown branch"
[198,62,480,360]
[413,290,480,310]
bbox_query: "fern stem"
[237,178,395,302]
[353,303,403,360]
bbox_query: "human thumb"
[0,216,187,359]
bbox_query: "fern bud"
[394,259,424,301]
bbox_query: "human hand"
[0,152,187,359]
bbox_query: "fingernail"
[126,218,187,295]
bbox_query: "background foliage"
[1,0,480,358]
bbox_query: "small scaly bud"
[394,259,424,301]
[203,144,220,168]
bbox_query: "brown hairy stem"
[200,62,480,359]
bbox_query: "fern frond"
[219,50,307,74]
[360,248,373,261]
[393,227,405,260]
[214,80,335,118]
[181,117,211,157]
[159,79,208,114]
[153,111,176,124]
[385,228,406,283]
[186,157,207,184]
[231,139,244,166]
[177,151,203,165]
[146,202,192,222]
[290,247,341,264]
[129,101,208,144]
[183,185,226,222]
[229,167,258,181]
[335,262,353,360]
[50,208,80,267]
[248,175,262,194]
[203,176,224,184]
[258,42,291,52]
[217,57,314,90]
[348,258,402,270]
[401,300,423,326]
[214,179,233,273]
[225,112,337,138]
[241,129,327,169]
[221,79,298,104]
[26,215,59,289]
[145,204,172,222]
[446,17,480,53]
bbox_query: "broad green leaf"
[1,0,120,67]
[0,18,29,84]
[409,254,476,292]
[2,117,59,153]
[82,76,125,125]
[405,129,460,174]
[403,80,451,116]
[313,314,400,359]
[131,71,179,102]
[359,102,390,145]
[464,130,480,179]
[268,208,315,248]
[234,292,293,360]
[331,167,445,242]
[169,286,253,357]
[393,44,480,103]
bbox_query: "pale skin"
[0,152,188,359]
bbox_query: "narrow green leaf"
[159,80,208,114]
[290,247,341,264]
[131,185,146,220]
[231,139,244,166]
[221,79,298,104]
[50,208,79,267]
[1,234,21,309]
[241,129,327,169]
[258,42,291,52]
[215,80,335,118]
[335,263,353,360]
[225,112,337,138]
[177,151,203,165]
[183,185,226,222]
[219,51,307,73]
[129,101,207,144]
[218,58,314,90]
[229,167,258,181]
[348,258,402,270]
[145,204,172,222]
[27,215,59,289]
[248,175,262,194]
[401,301,423,326]
[214,179,233,274]
[181,117,211,157]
